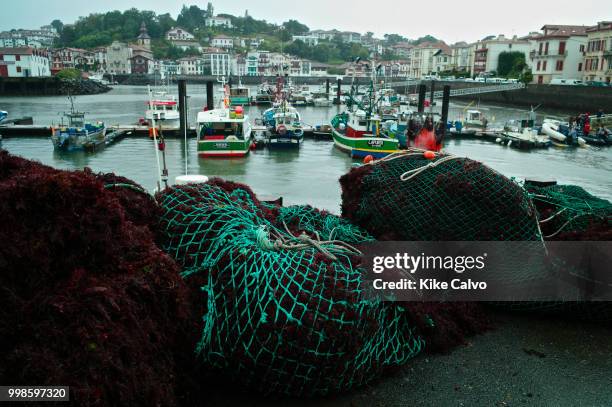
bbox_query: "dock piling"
[429,80,436,113]
[336,78,342,105]
[206,81,214,110]
[441,85,451,128]
[417,84,426,113]
[325,78,330,98]
[178,79,187,138]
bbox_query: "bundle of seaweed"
[0,151,196,406]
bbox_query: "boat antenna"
[147,84,163,191]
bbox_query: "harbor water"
[1,84,611,212]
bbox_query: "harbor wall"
[396,81,612,113]
[451,84,612,113]
[0,77,111,96]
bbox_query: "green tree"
[282,19,309,35]
[176,5,206,31]
[383,34,407,45]
[413,35,437,45]
[497,51,527,77]
[56,68,82,80]
[51,19,64,34]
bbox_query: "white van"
[550,78,584,86]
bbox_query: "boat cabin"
[466,110,483,122]
[346,110,381,137]
[230,87,250,98]
[197,108,249,141]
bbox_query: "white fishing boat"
[144,90,180,128]
[500,120,550,149]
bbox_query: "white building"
[166,27,195,41]
[155,60,180,80]
[292,35,318,46]
[203,51,231,76]
[0,47,50,77]
[245,52,259,76]
[583,21,612,83]
[341,31,361,43]
[205,16,233,28]
[472,35,532,76]
[529,25,588,84]
[106,41,132,74]
[408,41,451,78]
[309,30,335,41]
[211,35,233,49]
[178,56,205,75]
[450,42,473,73]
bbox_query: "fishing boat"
[313,94,333,107]
[144,90,180,128]
[499,119,550,149]
[253,82,274,105]
[51,96,106,152]
[197,83,252,158]
[330,62,400,159]
[267,101,304,148]
[261,75,305,149]
[229,79,251,106]
[312,124,333,140]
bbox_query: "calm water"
[1,85,611,213]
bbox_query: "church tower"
[137,21,151,50]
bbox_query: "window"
[537,61,541,70]
[16,66,21,72]
[542,61,547,70]
[545,42,549,55]
[16,55,20,61]
[558,41,566,55]
[580,44,585,52]
[556,60,564,71]
[538,43,543,55]
[578,62,582,71]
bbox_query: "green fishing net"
[527,184,612,239]
[157,182,423,396]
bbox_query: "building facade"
[211,35,233,49]
[583,21,612,83]
[530,25,587,84]
[106,41,132,74]
[205,17,233,28]
[471,35,532,76]
[0,47,51,77]
[203,51,231,76]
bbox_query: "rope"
[400,155,463,182]
[255,225,362,261]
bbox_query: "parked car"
[550,78,585,86]
[585,81,610,87]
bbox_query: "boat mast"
[147,85,164,191]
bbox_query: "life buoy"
[277,125,287,135]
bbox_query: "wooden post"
[417,84,426,113]
[178,79,187,135]
[206,81,214,110]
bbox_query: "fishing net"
[0,151,195,406]
[157,180,424,397]
[340,149,542,242]
[527,184,612,241]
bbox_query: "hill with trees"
[49,5,437,65]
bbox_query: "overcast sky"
[2,0,610,43]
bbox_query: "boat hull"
[331,126,399,158]
[52,127,106,151]
[197,139,251,158]
[229,97,250,106]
